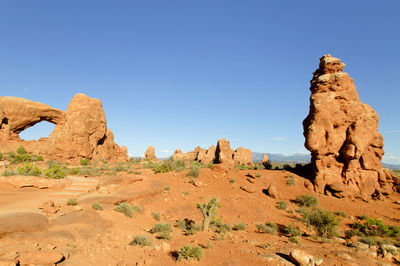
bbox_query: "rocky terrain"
[0,55,398,266]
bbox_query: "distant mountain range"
[253,152,400,170]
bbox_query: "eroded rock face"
[214,138,234,165]
[303,55,393,199]
[233,147,253,166]
[144,145,157,160]
[0,94,128,162]
[197,145,216,164]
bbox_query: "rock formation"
[303,55,394,199]
[144,145,157,160]
[261,153,269,164]
[172,138,253,167]
[0,94,128,162]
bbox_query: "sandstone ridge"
[0,94,128,162]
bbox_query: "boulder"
[214,138,234,165]
[289,249,322,266]
[144,145,157,160]
[233,147,253,166]
[0,94,128,162]
[303,55,394,198]
[18,251,64,265]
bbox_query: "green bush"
[130,235,152,247]
[295,194,318,207]
[256,222,277,234]
[286,178,296,186]
[176,219,201,235]
[1,169,18,176]
[17,163,41,176]
[358,237,378,246]
[16,146,27,155]
[186,165,200,178]
[44,164,66,179]
[114,202,134,217]
[92,203,103,211]
[350,218,400,238]
[300,207,338,238]
[67,198,78,206]
[164,186,170,191]
[151,212,161,221]
[197,198,220,231]
[233,223,247,231]
[277,201,288,210]
[149,223,172,239]
[335,211,347,218]
[177,245,203,261]
[281,224,301,236]
[229,178,235,184]
[289,236,301,245]
[211,219,232,235]
[80,158,90,166]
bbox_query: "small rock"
[46,243,56,250]
[258,254,294,265]
[240,185,257,193]
[18,251,64,265]
[267,185,279,199]
[73,206,83,211]
[394,200,400,205]
[247,178,255,183]
[289,249,316,266]
[194,180,207,187]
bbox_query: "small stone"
[267,185,279,199]
[247,178,255,183]
[73,206,83,211]
[240,185,257,193]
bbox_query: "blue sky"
[1,1,399,163]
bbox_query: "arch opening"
[18,121,55,141]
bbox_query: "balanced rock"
[0,94,128,162]
[303,55,394,199]
[262,153,269,164]
[144,145,157,160]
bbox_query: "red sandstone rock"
[303,55,394,199]
[197,145,216,164]
[0,94,128,162]
[214,138,234,165]
[144,145,157,160]
[233,147,253,166]
[261,153,269,164]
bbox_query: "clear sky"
[1,1,399,163]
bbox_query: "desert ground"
[0,157,399,266]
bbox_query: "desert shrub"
[281,224,301,236]
[1,169,18,176]
[129,157,142,163]
[0,152,3,160]
[151,212,161,221]
[358,215,369,220]
[131,205,141,213]
[80,158,90,166]
[211,219,232,235]
[150,223,172,239]
[358,236,378,246]
[300,207,338,238]
[233,223,247,231]
[345,229,364,238]
[229,178,235,184]
[350,218,400,238]
[197,197,220,231]
[44,164,66,179]
[16,146,27,155]
[286,178,296,186]
[114,202,134,217]
[255,173,261,178]
[186,165,200,178]
[176,219,201,235]
[92,203,103,211]
[256,222,277,234]
[295,194,318,207]
[335,211,347,218]
[67,168,81,175]
[130,235,152,247]
[145,159,186,173]
[17,163,41,176]
[277,201,288,210]
[67,198,78,206]
[289,236,301,245]
[164,186,170,191]
[177,245,203,261]
[189,179,195,185]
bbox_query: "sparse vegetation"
[256,222,277,234]
[176,219,201,235]
[358,236,378,246]
[144,159,186,173]
[295,194,318,207]
[151,212,161,221]
[44,164,66,179]
[67,198,78,206]
[335,211,347,218]
[149,223,173,239]
[277,201,288,210]
[80,158,90,166]
[92,203,103,211]
[211,219,232,235]
[289,236,301,245]
[197,197,220,231]
[164,186,170,191]
[299,207,338,238]
[130,235,152,247]
[186,165,200,178]
[349,217,400,238]
[286,178,296,186]
[233,223,247,231]
[255,173,261,178]
[17,163,41,176]
[281,224,301,236]
[176,245,203,261]
[114,202,135,217]
[229,178,235,184]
